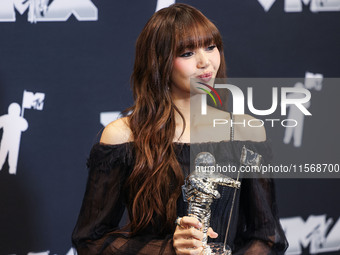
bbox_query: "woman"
[72,3,288,255]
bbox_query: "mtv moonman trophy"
[182,146,262,255]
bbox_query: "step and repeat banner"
[0,0,339,254]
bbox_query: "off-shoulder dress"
[72,138,288,255]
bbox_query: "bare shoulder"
[233,114,266,142]
[100,117,133,145]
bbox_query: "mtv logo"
[0,0,98,23]
[257,0,340,12]
[22,90,45,111]
[281,215,340,254]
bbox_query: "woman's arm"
[72,118,133,254]
[73,119,180,255]
[234,178,288,254]
[72,144,128,254]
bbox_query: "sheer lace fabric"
[72,141,288,254]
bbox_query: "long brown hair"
[124,3,226,236]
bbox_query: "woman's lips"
[197,72,213,82]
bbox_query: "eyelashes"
[179,51,194,58]
[179,45,217,58]
[206,45,216,51]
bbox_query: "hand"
[173,216,218,255]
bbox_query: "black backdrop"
[0,0,339,254]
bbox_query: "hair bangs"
[174,16,222,56]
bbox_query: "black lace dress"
[72,141,288,255]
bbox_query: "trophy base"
[204,243,232,255]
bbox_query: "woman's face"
[170,45,221,96]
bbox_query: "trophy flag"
[21,90,45,117]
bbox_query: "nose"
[196,49,209,69]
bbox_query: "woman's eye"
[179,51,194,58]
[206,45,216,51]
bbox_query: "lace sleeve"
[71,143,177,255]
[71,143,129,254]
[234,178,288,254]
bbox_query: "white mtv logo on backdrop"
[156,0,340,13]
[0,0,97,23]
[0,90,45,175]
[283,72,323,147]
[281,215,340,254]
[258,0,340,12]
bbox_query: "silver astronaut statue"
[182,146,262,255]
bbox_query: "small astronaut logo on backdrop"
[0,90,45,175]
[283,72,323,147]
[0,0,98,23]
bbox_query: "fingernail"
[198,222,202,228]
